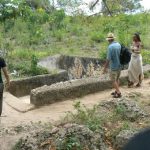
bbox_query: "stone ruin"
[7,55,150,107]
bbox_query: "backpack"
[120,44,131,65]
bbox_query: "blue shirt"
[107,41,121,71]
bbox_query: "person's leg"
[0,83,4,117]
[116,70,121,86]
[128,59,134,87]
[110,71,121,97]
[111,78,120,95]
[113,81,122,98]
[113,81,120,93]
[114,70,121,93]
[136,74,143,87]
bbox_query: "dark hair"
[133,33,141,42]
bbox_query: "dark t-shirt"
[0,57,6,83]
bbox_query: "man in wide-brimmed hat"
[103,33,122,98]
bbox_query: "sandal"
[128,81,134,88]
[113,92,122,98]
[136,83,141,87]
[111,91,117,95]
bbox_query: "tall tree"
[0,0,19,21]
[102,0,143,15]
[90,0,143,16]
[25,0,54,12]
[57,0,83,7]
[90,0,112,16]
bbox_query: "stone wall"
[38,55,105,79]
[38,55,61,72]
[9,71,69,97]
[30,65,150,106]
[58,55,104,71]
[38,55,104,71]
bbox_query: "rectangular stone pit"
[9,71,69,97]
[30,65,150,106]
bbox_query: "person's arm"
[132,42,142,54]
[2,67,10,88]
[103,59,109,74]
[103,47,111,74]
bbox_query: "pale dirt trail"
[1,79,150,128]
[0,79,150,150]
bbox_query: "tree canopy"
[0,0,145,21]
[90,0,143,16]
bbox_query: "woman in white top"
[128,33,144,87]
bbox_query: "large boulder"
[53,123,106,150]
[100,97,147,121]
[114,130,137,150]
[13,124,107,150]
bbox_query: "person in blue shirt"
[103,33,122,98]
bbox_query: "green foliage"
[0,5,150,79]
[114,104,126,119]
[144,71,150,79]
[59,133,82,150]
[10,49,51,60]
[66,23,83,36]
[91,31,105,43]
[99,49,107,60]
[53,29,65,41]
[8,55,49,77]
[49,10,66,30]
[101,0,143,15]
[57,0,82,8]
[12,138,23,150]
[142,49,150,64]
[64,101,101,131]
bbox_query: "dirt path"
[0,79,150,150]
[1,79,150,128]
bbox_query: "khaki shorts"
[110,70,121,82]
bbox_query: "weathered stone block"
[9,71,68,97]
[30,65,150,106]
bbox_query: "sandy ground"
[0,79,150,150]
[0,79,150,128]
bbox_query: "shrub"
[142,49,150,64]
[63,101,102,131]
[53,29,65,41]
[8,55,49,77]
[61,133,82,150]
[91,31,105,43]
[99,49,107,60]
[9,49,51,60]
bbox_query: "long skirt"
[128,54,144,84]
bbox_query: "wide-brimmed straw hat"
[106,33,116,40]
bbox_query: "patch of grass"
[108,104,128,123]
[107,121,131,143]
[90,31,105,43]
[8,55,49,77]
[144,71,150,78]
[142,49,150,64]
[9,49,52,60]
[63,101,102,131]
[99,49,107,60]
[13,139,23,150]
[60,133,82,150]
